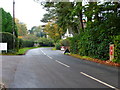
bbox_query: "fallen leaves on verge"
[69,54,120,67]
[0,83,6,90]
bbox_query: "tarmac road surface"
[1,48,120,89]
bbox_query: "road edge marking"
[80,72,118,89]
[56,60,70,68]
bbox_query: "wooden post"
[109,44,114,61]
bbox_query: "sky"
[0,0,47,30]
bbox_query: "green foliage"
[22,34,39,41]
[36,38,54,47]
[44,22,63,42]
[15,18,27,36]
[112,59,120,63]
[18,38,34,48]
[16,47,39,55]
[69,35,79,54]
[22,40,34,47]
[59,38,70,46]
[69,15,120,61]
[0,8,18,37]
[114,35,120,62]
[40,2,120,62]
[29,26,46,38]
[55,43,61,50]
[0,32,18,53]
[18,39,23,48]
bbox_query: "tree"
[29,25,46,37]
[44,22,63,42]
[0,8,18,37]
[35,1,120,61]
[22,34,39,42]
[15,18,27,36]
[40,2,84,34]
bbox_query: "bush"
[114,35,120,62]
[69,35,79,54]
[0,32,18,53]
[23,40,34,47]
[18,39,23,48]
[36,38,54,47]
[59,39,70,46]
[55,43,61,50]
[18,39,34,48]
[69,26,120,62]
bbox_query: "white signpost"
[0,43,7,53]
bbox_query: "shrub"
[59,39,70,46]
[18,39,23,48]
[55,43,61,50]
[18,39,34,48]
[114,35,120,62]
[69,35,79,54]
[36,38,54,47]
[69,25,120,62]
[22,40,34,47]
[0,32,18,53]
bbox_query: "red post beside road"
[109,44,114,61]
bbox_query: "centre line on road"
[40,49,46,55]
[47,55,53,59]
[40,49,53,59]
[55,60,70,68]
[80,72,118,89]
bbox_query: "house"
[61,29,73,39]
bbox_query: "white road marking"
[47,55,53,59]
[56,60,70,68]
[80,72,118,89]
[40,49,53,59]
[40,49,46,55]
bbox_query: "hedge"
[36,38,54,47]
[18,39,34,48]
[0,32,18,53]
[59,39,70,46]
[113,35,120,63]
[69,29,120,62]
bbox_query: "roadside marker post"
[109,44,114,61]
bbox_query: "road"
[1,47,120,89]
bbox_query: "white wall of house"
[61,29,73,39]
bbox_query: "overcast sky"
[0,0,47,30]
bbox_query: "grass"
[70,54,93,60]
[0,47,40,55]
[51,47,56,50]
[16,47,39,55]
[69,54,120,67]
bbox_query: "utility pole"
[13,0,15,49]
[13,0,15,35]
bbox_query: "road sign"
[109,44,114,61]
[0,43,7,53]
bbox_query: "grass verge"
[16,47,39,55]
[51,47,56,50]
[0,47,40,55]
[69,54,120,67]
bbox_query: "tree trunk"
[79,12,84,31]
[76,2,84,33]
